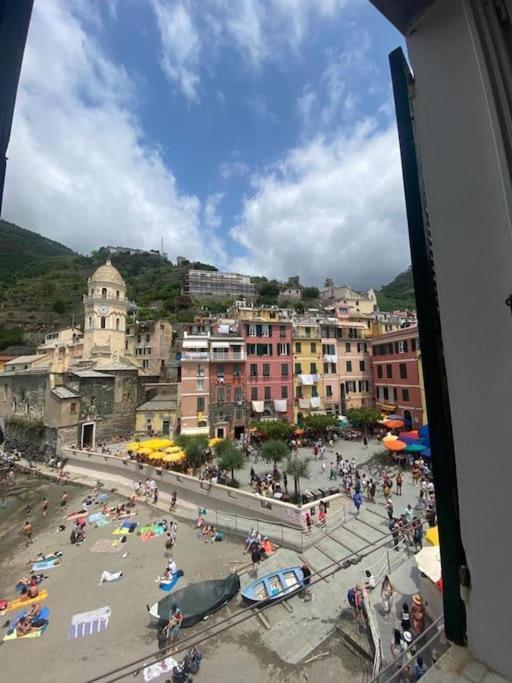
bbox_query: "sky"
[4,0,410,290]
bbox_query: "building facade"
[126,319,172,375]
[242,319,294,423]
[83,260,127,358]
[370,325,425,429]
[293,321,323,422]
[179,330,210,435]
[185,269,257,299]
[319,280,378,314]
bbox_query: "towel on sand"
[68,606,111,640]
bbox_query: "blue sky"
[4,0,410,289]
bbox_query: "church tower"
[83,260,127,358]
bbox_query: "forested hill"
[0,221,216,343]
[376,267,416,311]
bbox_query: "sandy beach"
[0,468,364,683]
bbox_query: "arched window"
[101,317,106,329]
[116,318,120,330]
[101,287,107,299]
[116,290,120,300]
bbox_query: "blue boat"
[242,566,304,604]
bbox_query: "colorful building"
[336,319,373,412]
[241,319,294,423]
[370,325,424,429]
[179,329,210,435]
[208,323,248,439]
[292,320,323,423]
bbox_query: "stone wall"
[4,417,57,461]
[0,371,48,422]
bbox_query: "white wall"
[407,0,512,676]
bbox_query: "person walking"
[363,436,368,449]
[396,472,403,495]
[381,575,395,619]
[60,491,68,507]
[301,563,313,602]
[22,520,33,547]
[251,543,263,575]
[41,497,48,518]
[353,491,363,516]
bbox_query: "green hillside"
[376,267,416,311]
[0,219,74,288]
[0,222,217,340]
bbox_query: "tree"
[251,420,294,441]
[302,286,320,300]
[346,407,382,435]
[175,434,208,470]
[261,439,290,467]
[217,444,245,481]
[286,456,311,500]
[303,414,337,435]
[53,299,66,314]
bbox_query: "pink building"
[242,320,294,422]
[370,325,425,429]
[179,327,210,435]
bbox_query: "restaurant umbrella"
[383,419,405,429]
[405,443,426,454]
[383,434,399,442]
[425,526,440,546]
[399,430,419,440]
[384,439,407,452]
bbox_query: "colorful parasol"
[425,526,439,546]
[384,439,407,452]
[383,419,405,429]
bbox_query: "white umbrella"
[415,545,441,583]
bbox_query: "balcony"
[210,351,246,362]
[181,350,209,361]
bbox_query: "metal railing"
[202,503,347,551]
[210,351,246,361]
[361,537,411,678]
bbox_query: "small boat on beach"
[147,574,240,627]
[241,567,304,604]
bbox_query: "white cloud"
[219,160,250,181]
[152,0,349,99]
[3,0,206,262]
[230,120,409,288]
[151,0,200,101]
[203,192,223,230]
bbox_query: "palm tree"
[286,455,311,502]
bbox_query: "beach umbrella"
[405,443,426,454]
[425,526,440,546]
[383,419,404,429]
[208,437,223,448]
[127,441,140,452]
[162,451,186,463]
[384,440,407,452]
[145,439,174,450]
[137,447,154,456]
[422,448,432,459]
[165,446,182,454]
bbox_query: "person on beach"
[301,563,313,602]
[60,491,68,507]
[170,492,177,511]
[165,604,184,644]
[251,543,263,575]
[42,498,48,518]
[22,520,33,547]
[27,576,39,598]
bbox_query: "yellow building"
[135,395,177,436]
[228,302,290,322]
[292,321,324,423]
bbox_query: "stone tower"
[83,260,127,358]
